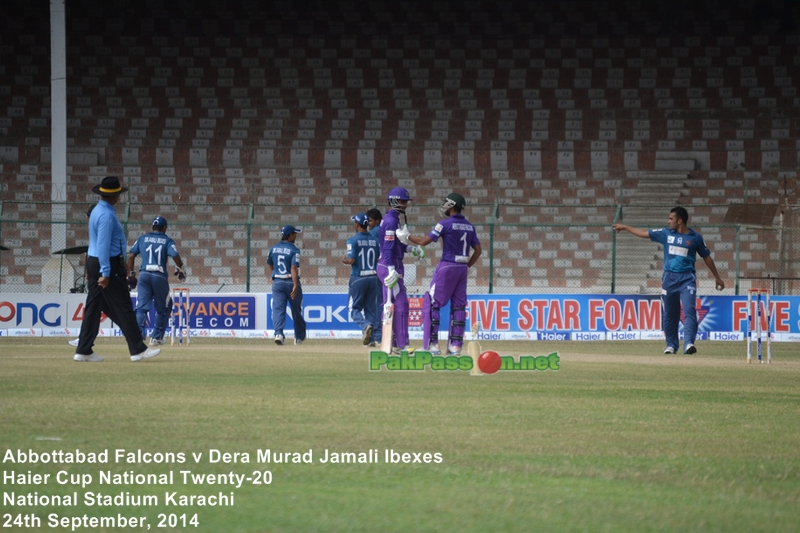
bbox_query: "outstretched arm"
[612,223,650,239]
[407,234,434,246]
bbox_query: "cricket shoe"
[684,344,697,355]
[368,341,378,347]
[149,337,165,346]
[362,325,373,346]
[428,343,442,355]
[391,345,416,355]
[73,353,103,362]
[663,346,676,354]
[275,334,284,345]
[68,338,79,347]
[446,344,462,356]
[294,339,304,345]
[131,348,160,362]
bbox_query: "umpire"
[73,177,160,362]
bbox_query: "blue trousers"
[348,275,381,341]
[134,272,171,341]
[661,270,698,352]
[272,279,306,340]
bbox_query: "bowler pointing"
[612,206,724,355]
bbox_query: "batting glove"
[175,267,186,281]
[384,267,399,288]
[408,245,426,260]
[396,224,411,245]
[127,273,137,290]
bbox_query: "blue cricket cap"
[281,225,302,238]
[351,213,369,228]
[152,216,168,228]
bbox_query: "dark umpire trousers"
[76,256,147,356]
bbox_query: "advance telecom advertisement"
[1,293,799,342]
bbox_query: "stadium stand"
[0,0,798,293]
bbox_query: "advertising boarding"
[1,293,798,341]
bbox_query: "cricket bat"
[380,288,394,354]
[468,321,484,376]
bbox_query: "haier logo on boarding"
[0,301,61,327]
[539,332,570,341]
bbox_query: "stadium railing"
[1,199,797,296]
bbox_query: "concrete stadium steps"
[0,163,787,294]
[6,142,795,177]
[3,24,800,174]
[2,2,799,292]
[592,194,683,294]
[6,0,795,40]
[622,172,691,203]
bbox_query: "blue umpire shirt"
[87,198,128,277]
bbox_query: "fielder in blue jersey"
[267,225,306,346]
[343,213,382,346]
[613,207,724,355]
[367,208,382,240]
[127,216,186,346]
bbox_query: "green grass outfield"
[1,338,799,533]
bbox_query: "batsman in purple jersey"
[378,188,412,351]
[399,193,482,355]
[377,187,427,352]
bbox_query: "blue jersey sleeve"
[695,233,711,259]
[649,228,666,245]
[167,237,180,259]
